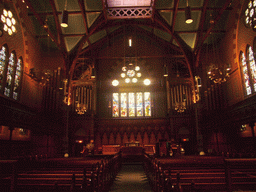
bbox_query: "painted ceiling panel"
[138,25,152,33]
[159,11,173,26]
[178,0,204,8]
[84,0,103,11]
[65,36,83,52]
[87,12,101,28]
[154,28,172,42]
[89,30,107,44]
[55,0,80,11]
[155,0,174,9]
[178,33,197,49]
[82,41,89,50]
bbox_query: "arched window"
[240,45,256,96]
[0,45,7,91]
[13,57,22,100]
[247,46,256,91]
[240,51,251,95]
[4,52,16,97]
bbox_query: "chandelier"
[207,63,231,84]
[206,13,231,84]
[175,101,186,113]
[75,103,87,115]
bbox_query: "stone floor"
[109,162,153,192]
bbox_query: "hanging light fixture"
[185,0,193,24]
[206,31,231,83]
[61,0,68,28]
[76,102,87,115]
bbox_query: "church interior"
[0,0,256,191]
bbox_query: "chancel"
[0,0,256,192]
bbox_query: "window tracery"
[0,45,22,100]
[112,92,151,117]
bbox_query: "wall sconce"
[128,37,132,47]
[91,67,95,79]
[193,76,201,103]
[185,0,193,24]
[61,0,68,28]
[163,64,168,77]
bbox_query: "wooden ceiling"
[23,0,233,79]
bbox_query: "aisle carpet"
[109,163,153,192]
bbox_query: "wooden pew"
[225,158,256,192]
[145,156,227,192]
[1,153,122,192]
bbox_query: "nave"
[1,151,256,192]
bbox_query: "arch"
[240,51,251,95]
[157,132,162,142]
[149,132,156,144]
[0,44,8,93]
[102,132,108,145]
[130,132,135,142]
[116,132,122,145]
[13,57,23,100]
[143,132,149,145]
[246,45,256,93]
[136,132,142,145]
[4,51,17,97]
[123,132,128,145]
[109,132,115,144]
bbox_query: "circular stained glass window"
[245,0,256,29]
[1,9,16,35]
[127,69,135,77]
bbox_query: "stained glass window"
[121,93,127,117]
[13,57,22,100]
[248,46,256,91]
[4,52,15,97]
[129,92,135,117]
[0,46,7,91]
[136,92,143,116]
[245,0,256,30]
[112,92,151,117]
[113,93,119,117]
[144,92,151,116]
[241,52,252,95]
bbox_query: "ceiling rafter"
[27,10,102,16]
[171,0,179,34]
[77,0,91,48]
[154,11,195,91]
[48,0,67,55]
[23,0,60,49]
[102,0,108,22]
[78,20,183,57]
[194,0,233,54]
[194,0,209,51]
[158,6,233,13]
[151,0,157,22]
[78,0,89,35]
[69,13,105,75]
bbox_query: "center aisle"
[109,162,153,192]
